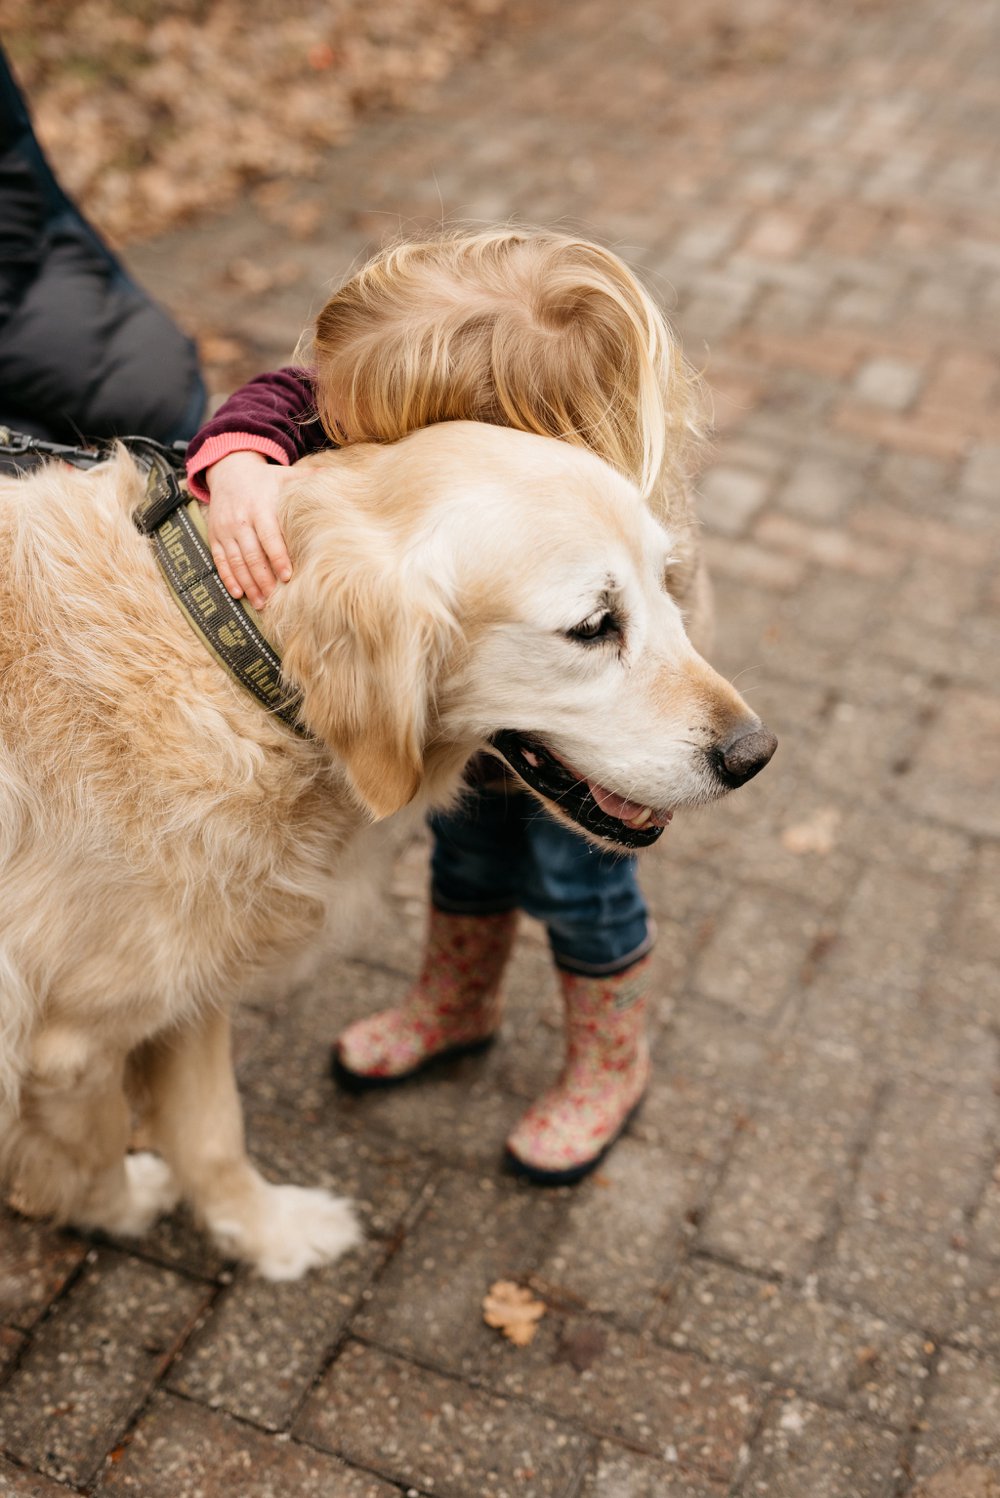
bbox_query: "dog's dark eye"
[567,608,619,643]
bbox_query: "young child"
[186,228,708,1185]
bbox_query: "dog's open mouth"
[489,730,672,850]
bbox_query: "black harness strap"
[0,426,309,738]
[0,425,187,472]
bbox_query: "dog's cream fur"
[0,421,762,1277]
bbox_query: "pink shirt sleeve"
[186,432,290,501]
[184,367,325,498]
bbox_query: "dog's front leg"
[9,1032,177,1237]
[141,1006,360,1280]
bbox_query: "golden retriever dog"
[0,421,774,1278]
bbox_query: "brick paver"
[2,0,999,1492]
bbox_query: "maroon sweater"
[185,366,332,497]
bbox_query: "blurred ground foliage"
[0,0,508,243]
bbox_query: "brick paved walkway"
[3,0,999,1493]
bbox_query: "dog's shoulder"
[0,452,300,790]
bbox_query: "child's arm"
[186,367,322,496]
[202,451,292,609]
[186,367,329,607]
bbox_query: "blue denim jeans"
[430,787,652,977]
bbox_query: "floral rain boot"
[332,907,517,1089]
[504,957,651,1185]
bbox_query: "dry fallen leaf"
[482,1280,546,1347]
[780,806,841,856]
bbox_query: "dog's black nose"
[710,723,778,788]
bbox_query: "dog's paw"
[121,1151,181,1233]
[99,1152,180,1237]
[209,1182,361,1281]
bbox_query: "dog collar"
[0,426,308,735]
[133,453,308,736]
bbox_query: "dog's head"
[274,422,775,846]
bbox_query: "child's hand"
[204,451,292,609]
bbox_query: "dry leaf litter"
[1,0,511,244]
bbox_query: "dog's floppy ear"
[282,545,456,820]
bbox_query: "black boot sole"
[502,1096,645,1187]
[330,1033,497,1092]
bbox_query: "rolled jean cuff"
[431,889,521,918]
[550,920,655,978]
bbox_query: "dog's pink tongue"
[587,780,672,828]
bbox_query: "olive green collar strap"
[133,454,308,736]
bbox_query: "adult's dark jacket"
[0,45,204,461]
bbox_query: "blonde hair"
[304,228,703,512]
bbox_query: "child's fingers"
[210,541,244,601]
[229,530,277,609]
[254,512,293,585]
